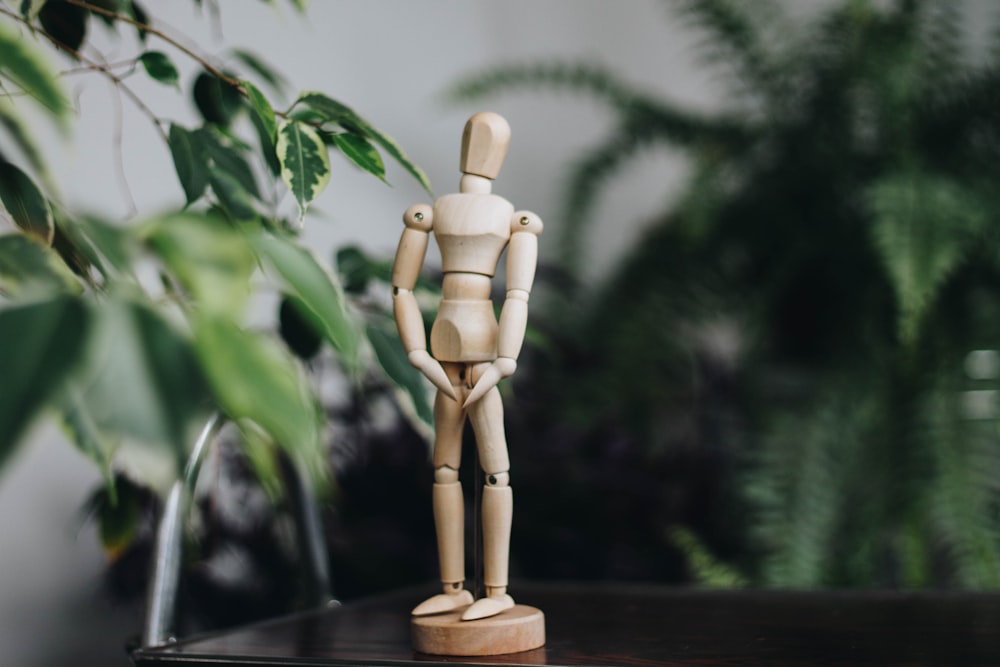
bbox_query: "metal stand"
[141,414,336,648]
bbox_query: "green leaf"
[296,91,432,195]
[230,48,289,94]
[93,476,145,557]
[0,98,48,177]
[79,217,134,274]
[61,384,114,495]
[144,212,256,318]
[209,169,258,221]
[84,0,121,27]
[288,108,326,125]
[330,132,386,182]
[0,295,90,463]
[249,102,281,177]
[81,297,208,455]
[335,245,373,294]
[192,315,320,456]
[367,322,433,426]
[38,0,88,53]
[127,1,150,43]
[168,124,208,205]
[276,119,330,223]
[0,161,54,243]
[200,128,261,198]
[138,51,180,88]
[0,21,69,120]
[242,79,277,146]
[867,172,985,344]
[192,70,244,127]
[236,420,284,501]
[55,214,135,279]
[212,124,255,152]
[253,232,359,369]
[50,219,98,281]
[0,234,82,299]
[20,0,47,20]
[278,295,322,360]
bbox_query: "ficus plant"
[0,0,434,534]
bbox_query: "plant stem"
[64,0,242,89]
[62,0,301,123]
[60,59,138,77]
[0,5,167,142]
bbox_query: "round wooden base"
[411,605,545,656]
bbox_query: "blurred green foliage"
[455,0,1000,588]
[0,0,434,579]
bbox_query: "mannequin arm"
[392,204,457,401]
[464,211,542,408]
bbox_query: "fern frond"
[747,389,873,587]
[675,0,786,102]
[668,525,748,588]
[924,378,1000,588]
[627,97,753,149]
[865,170,987,346]
[557,105,750,277]
[922,65,1000,150]
[667,153,731,243]
[557,131,644,273]
[916,0,965,84]
[447,61,639,112]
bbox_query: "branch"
[0,5,167,142]
[106,65,139,219]
[60,59,138,77]
[62,0,306,124]
[64,0,312,128]
[64,0,242,89]
[65,53,167,143]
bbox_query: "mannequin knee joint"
[435,466,459,484]
[485,471,510,487]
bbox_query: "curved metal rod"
[142,413,223,647]
[280,452,337,608]
[183,412,223,493]
[141,413,338,647]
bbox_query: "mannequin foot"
[412,589,474,616]
[460,593,514,621]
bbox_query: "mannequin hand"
[407,350,457,401]
[463,357,516,409]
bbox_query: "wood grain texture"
[431,481,464,585]
[460,112,510,179]
[481,485,512,588]
[132,583,1000,666]
[412,605,545,656]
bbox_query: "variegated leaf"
[276,119,330,223]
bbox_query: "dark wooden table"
[130,582,1000,666]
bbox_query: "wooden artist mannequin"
[391,112,542,626]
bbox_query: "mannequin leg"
[462,377,515,621]
[412,370,473,616]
